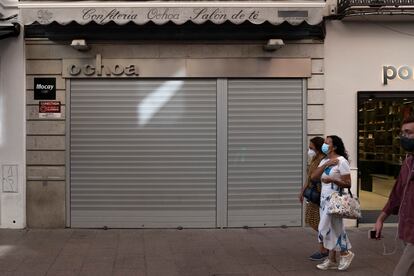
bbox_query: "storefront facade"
[21,1,328,228]
[0,0,25,229]
[325,2,414,223]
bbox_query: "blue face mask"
[321,143,330,155]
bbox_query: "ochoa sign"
[66,54,139,77]
[383,65,414,85]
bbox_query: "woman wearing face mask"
[311,135,354,271]
[299,136,328,261]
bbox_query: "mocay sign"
[34,77,56,100]
[36,84,54,90]
[383,65,414,85]
[65,54,139,77]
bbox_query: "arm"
[299,181,307,203]
[374,211,389,239]
[331,174,351,188]
[310,166,325,181]
[374,165,406,239]
[310,158,338,181]
[322,157,351,187]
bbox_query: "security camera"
[70,39,90,51]
[263,39,285,51]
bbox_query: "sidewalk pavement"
[0,226,403,276]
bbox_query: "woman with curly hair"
[311,135,355,271]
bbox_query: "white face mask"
[308,149,316,159]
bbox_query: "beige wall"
[26,39,325,227]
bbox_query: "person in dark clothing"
[374,114,414,276]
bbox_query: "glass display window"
[357,91,414,223]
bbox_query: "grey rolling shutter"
[70,79,217,228]
[227,79,303,227]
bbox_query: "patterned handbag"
[326,188,362,219]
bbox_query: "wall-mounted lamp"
[70,39,90,51]
[263,39,285,51]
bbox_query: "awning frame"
[20,1,327,26]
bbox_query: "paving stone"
[49,254,84,270]
[173,252,207,270]
[243,264,283,276]
[264,254,306,272]
[112,268,146,276]
[11,270,48,276]
[84,248,117,263]
[211,273,249,276]
[79,267,114,276]
[14,264,50,276]
[177,266,211,276]
[226,248,268,266]
[207,259,247,275]
[79,261,114,276]
[70,230,97,240]
[0,256,25,272]
[146,259,180,276]
[280,270,320,276]
[114,254,145,270]
[46,270,80,276]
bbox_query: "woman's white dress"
[318,156,352,251]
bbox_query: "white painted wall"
[0,23,25,228]
[325,20,414,169]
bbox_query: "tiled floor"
[359,175,394,211]
[371,175,395,198]
[359,190,389,210]
[0,227,403,276]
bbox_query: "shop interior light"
[70,39,90,51]
[263,39,284,51]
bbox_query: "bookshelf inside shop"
[358,96,414,191]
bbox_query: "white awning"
[20,1,327,26]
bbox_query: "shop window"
[357,92,414,222]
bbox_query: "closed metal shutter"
[227,79,303,227]
[70,79,217,228]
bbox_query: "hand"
[325,158,339,167]
[374,220,384,240]
[299,187,305,203]
[299,193,304,203]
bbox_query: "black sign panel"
[34,78,56,100]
